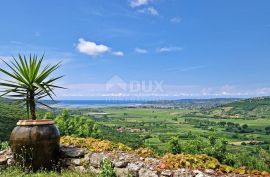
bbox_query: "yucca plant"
[0,54,64,120]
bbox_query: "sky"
[0,0,270,100]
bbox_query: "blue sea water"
[50,100,146,108]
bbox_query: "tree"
[168,136,182,154]
[265,126,270,135]
[242,124,248,129]
[0,54,64,119]
[55,109,98,137]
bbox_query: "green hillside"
[0,98,26,141]
[196,97,270,119]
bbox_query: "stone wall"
[0,146,239,177]
[60,145,217,177]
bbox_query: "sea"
[48,100,147,108]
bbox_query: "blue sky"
[0,0,270,99]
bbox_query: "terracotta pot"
[9,119,60,171]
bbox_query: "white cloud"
[76,38,111,56]
[170,17,182,24]
[157,47,183,53]
[129,0,151,7]
[112,51,124,56]
[138,7,159,16]
[135,48,148,54]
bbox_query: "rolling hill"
[196,97,270,119]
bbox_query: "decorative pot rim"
[17,119,55,126]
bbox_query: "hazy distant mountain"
[146,98,241,109]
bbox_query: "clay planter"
[9,119,60,171]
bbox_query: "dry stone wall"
[0,146,245,177]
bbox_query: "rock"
[6,155,13,160]
[83,153,91,162]
[60,147,87,158]
[139,168,158,177]
[5,149,12,155]
[144,157,160,171]
[90,153,105,168]
[72,159,82,166]
[119,153,138,163]
[173,169,192,177]
[127,162,144,177]
[195,173,207,177]
[161,170,172,176]
[193,170,209,177]
[115,167,130,177]
[145,157,160,163]
[0,150,6,155]
[114,160,128,168]
[74,166,87,173]
[7,158,15,166]
[205,169,215,175]
[64,158,82,166]
[127,162,143,171]
[88,165,101,174]
[67,165,75,171]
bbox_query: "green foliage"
[0,141,9,150]
[43,112,52,119]
[97,124,143,149]
[265,126,270,134]
[55,109,98,137]
[180,133,270,172]
[168,136,182,154]
[98,159,116,177]
[181,133,227,162]
[224,151,270,172]
[0,54,63,119]
[55,109,143,148]
[242,124,248,129]
[0,98,26,141]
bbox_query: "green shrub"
[55,109,98,137]
[0,141,9,150]
[224,152,269,172]
[182,133,227,162]
[168,136,182,154]
[98,158,116,177]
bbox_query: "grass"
[0,167,95,177]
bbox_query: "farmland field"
[77,100,270,154]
